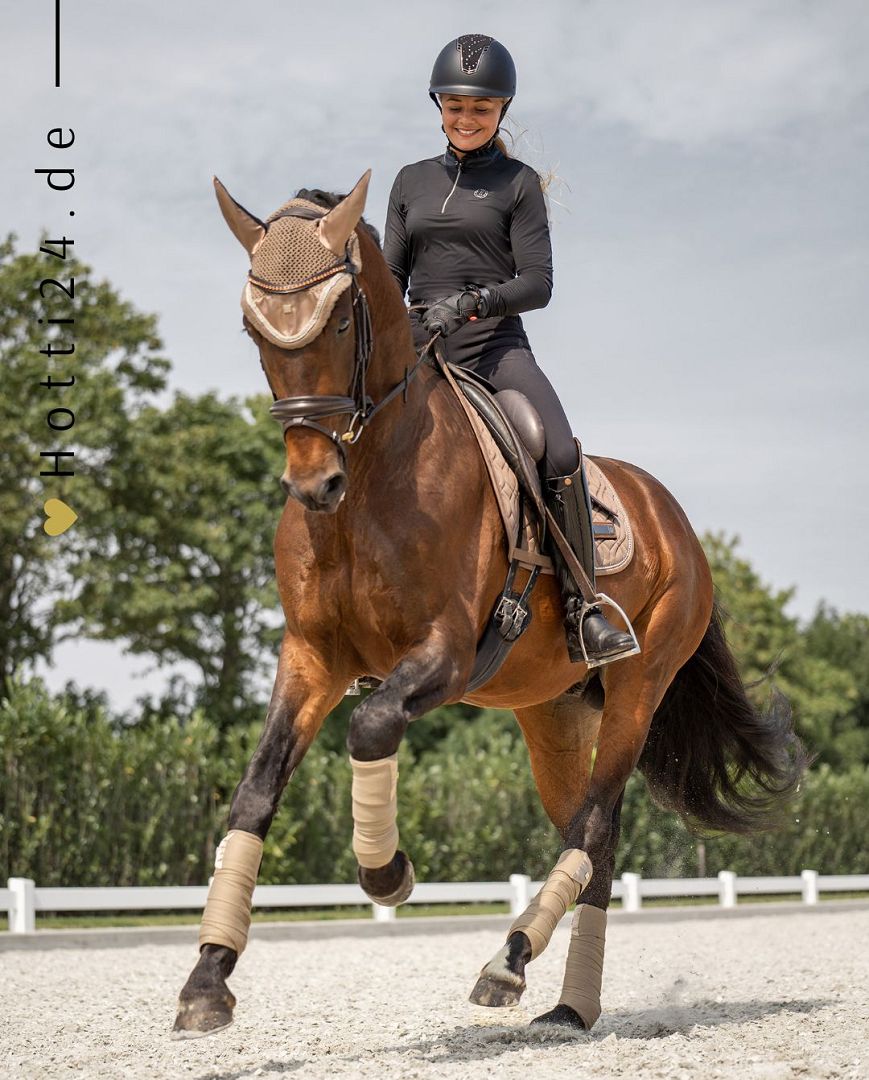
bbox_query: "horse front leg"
[172,636,344,1037]
[346,630,464,905]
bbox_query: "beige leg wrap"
[558,904,607,1028]
[350,753,399,869]
[199,830,263,956]
[508,848,593,959]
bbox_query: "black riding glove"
[422,286,492,337]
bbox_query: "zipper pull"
[440,161,462,214]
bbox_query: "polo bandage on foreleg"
[350,753,399,869]
[199,830,263,956]
[508,848,593,959]
[558,903,607,1028]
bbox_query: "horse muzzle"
[280,468,347,513]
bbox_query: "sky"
[3,0,868,709]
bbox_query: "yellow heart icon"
[43,498,78,536]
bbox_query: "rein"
[265,205,436,462]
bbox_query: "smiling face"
[439,94,503,155]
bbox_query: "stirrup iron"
[575,592,642,669]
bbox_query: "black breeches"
[410,312,579,479]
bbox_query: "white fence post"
[718,870,737,908]
[621,872,642,912]
[8,878,36,933]
[371,902,396,922]
[509,874,532,917]
[801,869,819,905]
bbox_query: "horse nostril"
[279,474,292,497]
[318,471,347,505]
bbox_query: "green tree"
[702,531,859,767]
[0,676,223,885]
[0,233,168,684]
[803,603,869,764]
[2,676,866,888]
[62,391,286,729]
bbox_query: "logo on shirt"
[473,188,489,199]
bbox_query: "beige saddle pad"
[585,457,635,576]
[447,378,634,577]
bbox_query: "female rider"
[383,33,635,667]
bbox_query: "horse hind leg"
[469,693,602,1008]
[470,847,593,1007]
[530,792,625,1029]
[532,596,705,1029]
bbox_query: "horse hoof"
[468,944,526,1008]
[530,1003,587,1029]
[171,993,235,1039]
[359,850,415,907]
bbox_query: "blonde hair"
[499,108,565,201]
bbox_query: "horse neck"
[349,238,431,481]
[356,230,418,396]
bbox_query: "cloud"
[519,0,869,145]
[4,0,868,639]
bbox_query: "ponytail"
[495,124,555,196]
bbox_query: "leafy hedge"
[1,679,866,888]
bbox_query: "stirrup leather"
[573,592,642,669]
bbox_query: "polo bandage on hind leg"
[350,753,399,869]
[508,848,593,959]
[558,903,607,1028]
[199,830,264,956]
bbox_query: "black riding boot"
[545,457,638,666]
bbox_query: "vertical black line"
[55,0,61,87]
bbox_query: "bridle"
[259,204,432,465]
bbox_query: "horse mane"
[294,188,382,248]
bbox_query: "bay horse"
[173,171,805,1037]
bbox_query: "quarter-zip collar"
[443,140,503,171]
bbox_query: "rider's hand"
[422,287,490,337]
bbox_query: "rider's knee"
[545,439,581,479]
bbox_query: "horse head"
[214,170,373,513]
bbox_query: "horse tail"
[637,599,809,834]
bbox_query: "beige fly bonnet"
[213,171,371,350]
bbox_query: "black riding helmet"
[429,34,516,120]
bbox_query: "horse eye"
[337,317,351,334]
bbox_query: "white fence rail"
[4,872,868,933]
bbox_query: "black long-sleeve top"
[382,143,553,319]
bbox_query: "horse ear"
[318,169,372,256]
[213,177,267,256]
